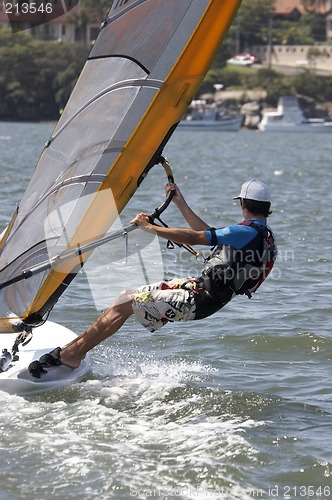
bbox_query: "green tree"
[0,30,40,119]
[82,0,113,23]
[210,0,275,70]
[293,71,332,101]
[265,81,294,106]
[0,29,88,120]
[276,20,314,44]
[68,8,91,43]
[234,0,275,49]
[300,12,326,42]
[271,8,327,45]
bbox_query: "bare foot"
[59,349,82,369]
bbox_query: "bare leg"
[60,290,134,368]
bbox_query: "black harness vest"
[194,222,276,319]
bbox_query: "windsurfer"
[29,179,277,377]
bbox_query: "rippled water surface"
[0,122,331,500]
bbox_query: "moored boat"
[178,105,243,131]
[259,96,332,132]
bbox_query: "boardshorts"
[131,278,198,332]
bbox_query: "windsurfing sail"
[0,0,242,332]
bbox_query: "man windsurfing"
[29,179,277,376]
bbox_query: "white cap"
[234,179,270,202]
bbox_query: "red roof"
[273,0,306,15]
[273,0,330,15]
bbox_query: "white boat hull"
[0,321,91,395]
[258,122,332,132]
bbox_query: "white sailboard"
[0,322,91,395]
[0,0,242,395]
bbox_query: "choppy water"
[0,122,331,500]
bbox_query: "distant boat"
[259,96,332,132]
[178,106,243,131]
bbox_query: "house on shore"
[250,0,332,72]
[0,0,103,45]
[273,0,332,40]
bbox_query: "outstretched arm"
[130,213,209,246]
[166,183,210,230]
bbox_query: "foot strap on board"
[28,347,63,378]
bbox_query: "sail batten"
[0,0,242,331]
[88,55,150,75]
[49,78,163,146]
